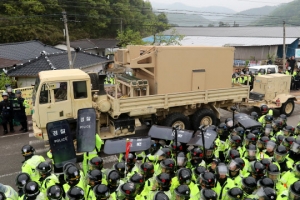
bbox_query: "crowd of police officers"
[1,104,300,200]
[0,84,29,134]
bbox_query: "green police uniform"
[18,193,46,200]
[0,184,18,200]
[277,190,288,200]
[214,178,235,199]
[147,190,172,199]
[63,170,86,195]
[82,134,104,175]
[40,174,59,196]
[21,155,45,183]
[170,178,197,197]
[280,171,298,190]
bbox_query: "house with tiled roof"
[0,40,64,69]
[7,51,112,87]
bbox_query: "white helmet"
[2,92,8,97]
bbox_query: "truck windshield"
[32,77,40,106]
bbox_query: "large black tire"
[192,108,217,130]
[163,112,190,130]
[280,99,295,117]
[88,73,100,91]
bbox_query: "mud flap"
[47,120,76,168]
[76,108,96,153]
[148,125,194,143]
[187,129,217,149]
[104,136,152,155]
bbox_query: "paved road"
[1,103,300,190]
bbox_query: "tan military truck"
[240,73,296,116]
[32,46,250,140]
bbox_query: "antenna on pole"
[62,11,73,69]
[283,21,286,70]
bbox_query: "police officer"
[0,92,14,134]
[13,90,29,132]
[249,161,266,181]
[0,192,5,200]
[117,182,137,200]
[266,164,285,194]
[148,173,172,199]
[278,180,300,200]
[223,187,244,200]
[273,145,294,173]
[289,138,300,162]
[175,185,190,200]
[240,177,257,197]
[171,168,196,197]
[255,187,277,200]
[5,85,15,101]
[113,162,126,180]
[106,170,122,199]
[85,169,106,199]
[22,181,45,199]
[199,189,218,200]
[188,147,206,169]
[36,162,59,196]
[280,163,300,190]
[21,145,45,183]
[214,163,235,198]
[15,173,31,197]
[0,183,17,200]
[63,164,85,194]
[47,185,64,200]
[152,191,169,200]
[129,172,145,198]
[121,153,139,178]
[93,184,112,200]
[67,186,84,200]
[228,158,246,186]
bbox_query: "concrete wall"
[16,77,36,87]
[234,46,278,60]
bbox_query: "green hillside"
[253,0,300,26]
[165,13,212,27]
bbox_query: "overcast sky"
[149,0,295,12]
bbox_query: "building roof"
[0,58,20,69]
[0,40,64,63]
[179,36,298,47]
[7,51,111,77]
[70,38,119,50]
[163,27,300,38]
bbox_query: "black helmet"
[67,186,84,200]
[64,166,80,186]
[257,136,270,150]
[155,147,172,160]
[93,184,110,199]
[275,135,285,145]
[283,125,295,136]
[129,172,145,192]
[229,135,242,148]
[258,177,275,188]
[267,164,280,182]
[47,185,63,200]
[260,105,269,114]
[274,145,288,163]
[295,125,300,135]
[250,112,259,120]
[232,127,245,138]
[160,158,175,172]
[87,169,103,186]
[177,168,192,185]
[107,170,120,187]
[15,90,21,95]
[245,133,258,146]
[140,162,154,178]
[264,115,273,123]
[251,129,261,136]
[89,157,103,170]
[122,153,136,165]
[191,147,204,160]
[200,189,218,200]
[225,118,233,128]
[251,161,266,178]
[175,185,190,199]
[63,162,76,173]
[37,161,52,176]
[0,192,5,200]
[156,173,172,188]
[200,172,216,189]
[24,181,40,198]
[113,162,126,176]
[226,187,244,199]
[15,173,31,189]
[282,136,295,149]
[119,183,137,199]
[216,123,227,135]
[255,187,277,200]
[194,166,207,180]
[226,149,240,163]
[153,191,169,200]
[279,114,287,121]
[241,177,257,194]
[149,140,161,155]
[21,145,35,157]
[291,138,300,154]
[261,158,272,169]
[172,142,183,152]
[228,158,245,172]
[272,119,283,131]
[290,181,300,199]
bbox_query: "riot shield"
[187,129,217,149]
[47,120,76,168]
[76,108,96,152]
[148,125,193,143]
[235,113,262,130]
[104,136,152,155]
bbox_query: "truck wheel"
[192,108,217,130]
[163,112,190,130]
[88,73,100,91]
[280,99,295,117]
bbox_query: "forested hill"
[252,0,300,26]
[0,0,168,45]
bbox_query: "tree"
[151,28,184,46]
[0,73,13,90]
[116,29,145,47]
[208,23,214,27]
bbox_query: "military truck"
[240,73,296,116]
[32,45,251,140]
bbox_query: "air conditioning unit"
[115,49,128,65]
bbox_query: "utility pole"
[62,11,73,69]
[120,18,123,34]
[283,21,286,70]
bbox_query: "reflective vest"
[21,155,45,183]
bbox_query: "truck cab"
[32,70,92,140]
